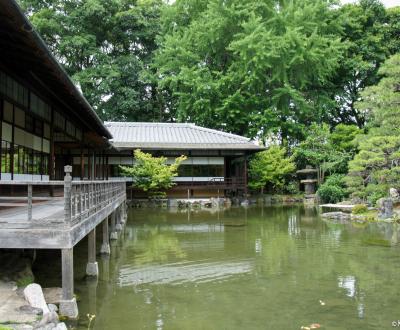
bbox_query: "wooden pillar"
[59,248,78,318]
[244,155,248,198]
[64,166,72,223]
[80,147,84,180]
[86,229,98,276]
[92,151,96,180]
[116,206,123,232]
[100,217,111,254]
[110,210,118,240]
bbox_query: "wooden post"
[59,248,78,318]
[64,165,72,223]
[110,211,118,240]
[116,206,123,232]
[86,229,98,277]
[244,155,248,199]
[27,184,32,221]
[100,217,111,254]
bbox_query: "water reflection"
[66,205,400,330]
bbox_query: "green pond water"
[35,205,400,329]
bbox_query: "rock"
[35,311,59,328]
[35,322,55,330]
[390,188,399,199]
[0,281,38,324]
[53,323,68,330]
[377,198,393,220]
[24,284,50,315]
[42,288,62,305]
[47,304,58,313]
[240,200,249,207]
[7,324,34,330]
[19,305,43,315]
[322,212,351,220]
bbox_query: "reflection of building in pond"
[118,259,254,286]
[337,275,365,319]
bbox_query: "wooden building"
[104,122,264,198]
[0,0,127,319]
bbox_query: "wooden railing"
[0,166,126,224]
[175,177,246,187]
[67,180,126,224]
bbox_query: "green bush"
[317,174,346,203]
[365,184,388,206]
[352,204,368,214]
[284,180,300,194]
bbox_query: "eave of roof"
[1,0,112,139]
[104,122,265,152]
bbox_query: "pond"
[35,205,400,329]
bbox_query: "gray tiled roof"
[104,122,263,150]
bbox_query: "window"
[31,93,51,121]
[178,165,224,177]
[3,101,13,123]
[54,111,65,130]
[0,72,28,107]
[14,107,25,128]
[43,123,51,139]
[25,114,34,133]
[1,140,11,173]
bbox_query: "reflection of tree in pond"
[133,226,186,265]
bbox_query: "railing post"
[27,184,32,221]
[64,165,73,223]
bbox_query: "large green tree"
[19,0,165,121]
[154,0,344,143]
[346,54,400,203]
[327,0,400,127]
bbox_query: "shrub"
[317,174,346,203]
[352,204,368,214]
[284,180,300,195]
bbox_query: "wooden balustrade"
[0,166,126,224]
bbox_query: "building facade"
[104,122,264,198]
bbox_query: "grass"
[15,274,34,288]
[0,325,12,330]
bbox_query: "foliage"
[352,204,368,215]
[330,124,361,153]
[284,181,301,195]
[347,54,400,202]
[154,0,344,142]
[327,0,394,127]
[293,123,355,182]
[121,149,186,195]
[19,0,166,121]
[317,174,346,203]
[249,145,296,192]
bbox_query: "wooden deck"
[0,179,127,249]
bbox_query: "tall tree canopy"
[19,0,165,121]
[154,0,344,143]
[346,54,400,203]
[326,0,400,128]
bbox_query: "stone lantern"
[296,166,318,201]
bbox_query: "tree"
[326,0,400,127]
[330,124,361,153]
[249,145,296,193]
[154,0,343,143]
[346,54,400,204]
[121,149,186,196]
[19,0,166,121]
